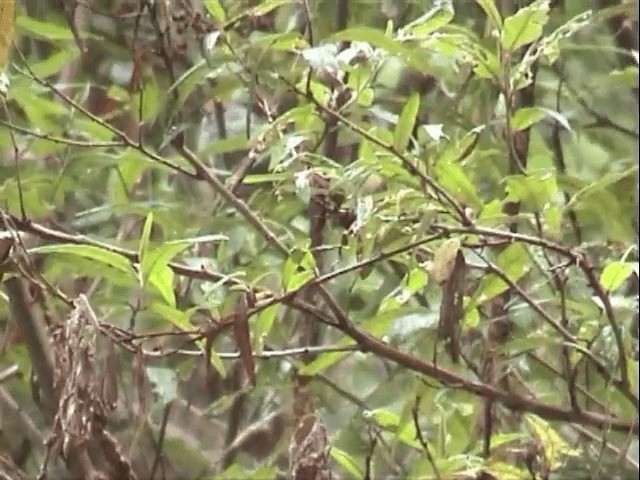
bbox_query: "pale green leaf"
[402,2,454,38]
[16,16,73,41]
[204,0,226,23]
[600,262,635,291]
[393,91,420,152]
[138,211,154,274]
[331,448,364,480]
[501,0,550,51]
[476,0,502,29]
[298,350,350,375]
[146,366,178,405]
[147,264,176,307]
[511,107,546,131]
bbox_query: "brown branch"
[3,219,636,432]
[340,320,636,433]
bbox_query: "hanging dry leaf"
[289,414,332,480]
[0,0,14,68]
[437,249,466,363]
[431,238,461,284]
[101,337,119,410]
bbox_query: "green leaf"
[204,0,226,23]
[526,414,579,470]
[505,172,557,212]
[252,0,290,15]
[142,235,227,305]
[501,0,550,51]
[253,304,279,349]
[363,408,400,429]
[362,409,422,449]
[149,302,193,331]
[483,461,530,480]
[476,0,502,29]
[16,16,73,41]
[600,262,635,292]
[286,269,314,292]
[30,244,133,274]
[298,350,350,375]
[146,366,178,406]
[402,2,454,38]
[477,243,530,302]
[131,77,161,123]
[393,91,420,152]
[488,432,527,451]
[29,48,79,78]
[511,107,572,132]
[510,107,546,131]
[143,235,227,282]
[147,264,176,307]
[435,161,482,209]
[564,165,637,211]
[282,248,316,292]
[138,211,154,279]
[200,135,247,157]
[331,447,364,480]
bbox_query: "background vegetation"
[0,0,638,479]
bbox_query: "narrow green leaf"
[476,0,502,29]
[138,211,154,277]
[565,165,637,211]
[298,350,350,375]
[403,2,454,38]
[199,134,248,157]
[147,264,176,307]
[16,16,73,41]
[253,304,279,347]
[243,172,290,184]
[29,49,79,78]
[331,448,364,480]
[30,244,133,274]
[393,91,420,152]
[149,302,193,331]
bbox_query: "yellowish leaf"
[431,238,461,284]
[0,0,15,67]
